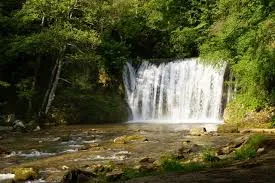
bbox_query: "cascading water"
[123,58,227,123]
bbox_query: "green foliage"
[201,0,275,112]
[159,154,205,172]
[0,81,10,88]
[235,135,266,160]
[202,150,220,163]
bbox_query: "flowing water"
[123,58,226,123]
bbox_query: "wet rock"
[190,127,206,136]
[139,157,156,163]
[62,169,96,183]
[114,136,126,144]
[113,135,147,144]
[106,169,123,182]
[13,168,38,181]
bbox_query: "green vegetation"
[235,135,266,160]
[0,0,274,124]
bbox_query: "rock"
[190,127,206,136]
[13,120,26,130]
[105,169,123,182]
[0,136,3,140]
[0,174,15,183]
[114,136,126,144]
[139,157,156,163]
[113,135,147,144]
[90,164,105,173]
[0,146,9,155]
[152,161,161,169]
[13,168,38,181]
[216,146,233,155]
[217,124,239,133]
[33,126,40,132]
[216,136,249,155]
[257,148,265,155]
[62,166,69,170]
[62,169,96,183]
[134,164,155,172]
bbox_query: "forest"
[0,0,274,124]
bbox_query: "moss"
[12,168,38,181]
[217,124,239,133]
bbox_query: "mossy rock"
[113,135,146,144]
[217,124,239,133]
[13,168,38,181]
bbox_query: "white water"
[123,58,226,123]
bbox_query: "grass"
[234,135,266,160]
[202,150,220,163]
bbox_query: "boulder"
[13,168,38,181]
[62,169,96,183]
[190,127,206,136]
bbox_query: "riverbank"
[0,123,274,182]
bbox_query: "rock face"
[190,127,207,136]
[62,169,96,183]
[14,168,38,181]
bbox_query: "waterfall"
[123,58,227,123]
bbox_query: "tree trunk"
[39,45,66,120]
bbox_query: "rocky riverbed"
[0,123,274,182]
